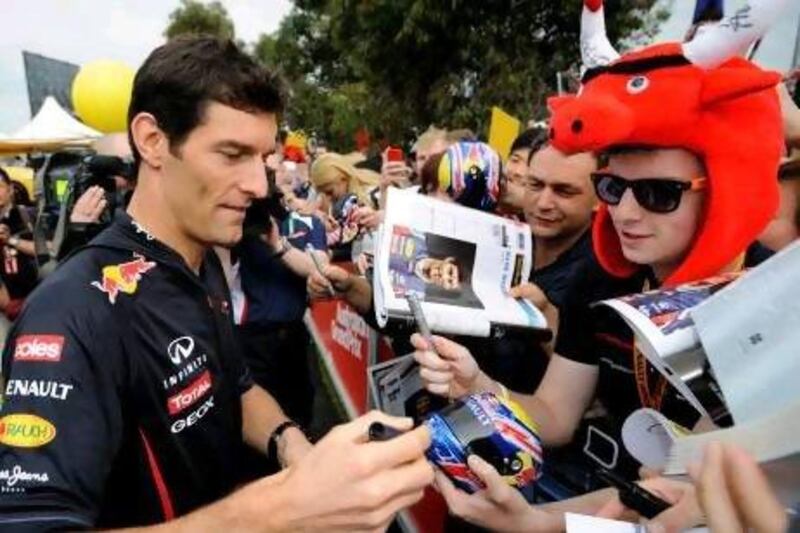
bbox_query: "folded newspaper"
[374,187,547,337]
[596,271,745,421]
[620,242,800,506]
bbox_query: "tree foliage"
[164,0,236,41]
[170,0,668,150]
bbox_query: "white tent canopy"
[11,96,101,141]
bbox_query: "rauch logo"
[0,414,57,448]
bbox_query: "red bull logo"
[92,255,157,304]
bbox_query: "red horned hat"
[549,0,787,286]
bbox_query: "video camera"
[242,167,289,238]
[35,151,136,268]
[38,152,134,228]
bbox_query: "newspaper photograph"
[374,187,545,337]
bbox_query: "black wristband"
[267,420,300,461]
[269,237,290,260]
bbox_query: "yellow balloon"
[71,60,135,133]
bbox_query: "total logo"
[170,396,214,434]
[0,414,56,448]
[167,370,212,415]
[13,335,65,363]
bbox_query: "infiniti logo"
[167,336,195,366]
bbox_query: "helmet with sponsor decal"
[424,392,543,493]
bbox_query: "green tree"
[257,0,666,151]
[164,0,236,41]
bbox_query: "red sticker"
[13,335,65,363]
[167,371,212,415]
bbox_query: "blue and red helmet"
[437,142,502,212]
[425,392,544,494]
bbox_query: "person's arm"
[88,412,433,532]
[264,216,328,279]
[279,245,328,279]
[8,237,35,257]
[412,334,598,447]
[240,384,312,468]
[0,281,9,311]
[112,412,432,532]
[307,264,373,314]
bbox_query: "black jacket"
[0,212,252,530]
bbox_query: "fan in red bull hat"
[0,36,432,531]
[410,0,789,529]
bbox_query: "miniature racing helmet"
[425,392,544,493]
[437,142,502,212]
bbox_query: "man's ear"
[129,112,167,170]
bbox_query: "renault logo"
[167,336,195,366]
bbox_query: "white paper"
[566,513,708,533]
[374,187,546,335]
[692,241,800,425]
[621,408,691,470]
[566,513,643,533]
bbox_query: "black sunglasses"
[591,170,707,214]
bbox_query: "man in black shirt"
[523,144,599,311]
[0,36,432,531]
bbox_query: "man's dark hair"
[0,167,10,185]
[127,36,284,172]
[510,127,548,158]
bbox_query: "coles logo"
[13,335,65,363]
[167,370,212,415]
[0,414,56,448]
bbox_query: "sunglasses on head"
[590,170,707,214]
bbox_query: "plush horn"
[682,0,790,69]
[581,0,620,70]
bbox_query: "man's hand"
[435,455,560,532]
[508,283,559,332]
[0,224,10,245]
[274,411,434,531]
[597,443,787,533]
[70,186,108,224]
[596,476,702,532]
[278,426,313,469]
[410,334,485,399]
[354,206,383,230]
[263,217,282,250]
[307,264,353,299]
[691,442,787,533]
[380,150,413,191]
